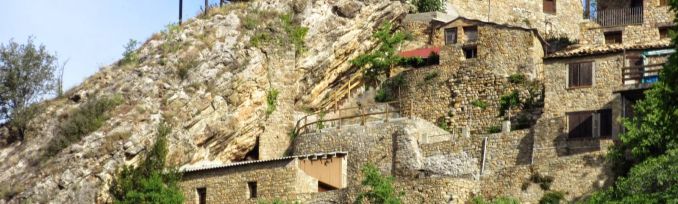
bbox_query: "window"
[544,0,556,14]
[568,62,593,88]
[631,0,643,7]
[660,0,669,6]
[247,182,257,199]
[463,46,477,59]
[196,187,206,204]
[463,26,478,42]
[568,109,612,139]
[604,31,622,44]
[445,28,457,45]
[659,27,671,39]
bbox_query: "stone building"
[178,152,348,203]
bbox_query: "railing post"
[303,116,308,134]
[385,107,390,122]
[360,106,366,126]
[409,101,414,119]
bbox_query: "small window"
[544,0,556,14]
[445,28,457,45]
[659,0,669,6]
[568,62,593,88]
[463,26,478,42]
[568,109,612,139]
[196,187,206,204]
[604,31,622,44]
[463,46,477,59]
[247,182,257,199]
[659,27,671,39]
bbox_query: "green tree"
[352,23,407,87]
[585,1,678,203]
[110,122,184,204]
[413,0,446,12]
[0,38,58,142]
[355,164,403,204]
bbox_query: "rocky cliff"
[0,1,410,203]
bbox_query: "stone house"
[178,152,347,203]
[398,15,547,132]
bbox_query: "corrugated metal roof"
[179,151,348,173]
[546,40,672,58]
[399,47,441,58]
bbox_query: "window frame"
[567,109,613,139]
[247,181,257,199]
[604,31,623,44]
[463,26,478,42]
[463,46,478,59]
[444,28,458,45]
[567,61,594,89]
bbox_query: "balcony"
[622,63,663,87]
[589,7,644,27]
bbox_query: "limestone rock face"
[0,0,409,203]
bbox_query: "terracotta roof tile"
[399,47,441,58]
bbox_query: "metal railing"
[589,7,644,27]
[294,101,405,135]
[622,63,664,85]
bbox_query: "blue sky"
[0,0,218,89]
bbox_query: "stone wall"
[179,159,307,203]
[448,0,584,40]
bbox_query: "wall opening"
[247,181,257,199]
[318,181,338,192]
[604,31,622,44]
[463,46,478,59]
[463,26,478,42]
[196,187,206,204]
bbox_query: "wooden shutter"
[569,63,580,87]
[568,111,593,139]
[579,62,593,86]
[544,0,556,14]
[599,109,612,137]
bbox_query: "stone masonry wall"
[448,0,584,40]
[179,160,307,204]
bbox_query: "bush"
[375,74,406,102]
[539,191,565,204]
[7,104,42,143]
[499,91,520,117]
[161,24,183,55]
[471,196,520,204]
[46,95,123,156]
[424,71,439,81]
[281,13,309,55]
[507,74,526,84]
[177,55,199,81]
[414,0,446,12]
[110,122,183,204]
[487,125,502,134]
[120,39,139,66]
[266,88,280,115]
[355,164,403,204]
[436,117,450,132]
[472,99,488,110]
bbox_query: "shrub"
[424,71,439,81]
[539,191,565,204]
[436,117,450,132]
[120,39,139,66]
[316,111,326,129]
[472,99,488,110]
[487,125,502,134]
[7,104,42,143]
[499,91,520,117]
[249,32,271,48]
[110,122,183,204]
[374,74,406,102]
[161,24,183,55]
[46,95,123,156]
[507,74,526,84]
[266,88,280,115]
[512,114,532,130]
[355,164,403,204]
[281,13,309,55]
[414,0,446,12]
[471,196,520,204]
[177,55,199,81]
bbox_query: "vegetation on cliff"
[586,2,678,203]
[355,164,403,204]
[110,122,183,204]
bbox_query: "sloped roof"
[179,151,348,173]
[437,16,549,49]
[545,40,672,59]
[399,47,441,58]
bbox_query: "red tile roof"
[399,47,441,58]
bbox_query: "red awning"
[398,47,441,58]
